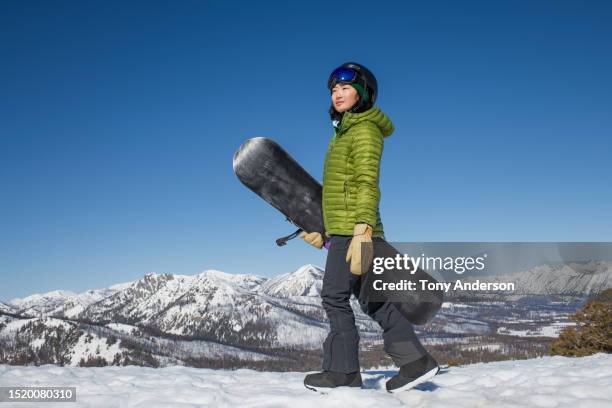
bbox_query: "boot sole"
[304,383,362,393]
[387,366,440,393]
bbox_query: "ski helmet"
[327,62,378,112]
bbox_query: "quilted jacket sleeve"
[350,121,383,227]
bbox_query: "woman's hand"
[299,231,324,249]
[346,223,374,275]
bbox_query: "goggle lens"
[329,67,358,88]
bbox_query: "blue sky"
[1,0,611,300]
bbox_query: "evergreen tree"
[551,289,612,357]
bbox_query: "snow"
[30,337,45,349]
[108,281,134,291]
[484,260,612,296]
[440,302,475,309]
[69,332,123,366]
[8,290,77,307]
[37,317,72,330]
[259,264,323,298]
[0,354,610,407]
[6,286,121,318]
[0,301,16,313]
[106,322,139,335]
[442,320,489,335]
[538,322,576,337]
[461,344,503,352]
[0,317,36,335]
[0,316,73,336]
[421,336,475,345]
[497,321,575,338]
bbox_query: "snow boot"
[304,370,362,392]
[386,354,440,393]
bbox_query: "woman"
[300,62,439,393]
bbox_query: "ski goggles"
[327,67,358,89]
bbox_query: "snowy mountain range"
[0,265,381,368]
[491,260,611,295]
[6,260,610,318]
[1,261,609,368]
[447,260,612,298]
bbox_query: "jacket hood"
[338,106,395,138]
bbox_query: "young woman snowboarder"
[300,62,439,393]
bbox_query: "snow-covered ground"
[0,354,610,407]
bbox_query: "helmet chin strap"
[349,97,362,113]
[349,93,370,113]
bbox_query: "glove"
[299,230,324,249]
[346,223,374,275]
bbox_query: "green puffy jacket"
[322,106,395,237]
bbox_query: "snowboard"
[233,137,443,325]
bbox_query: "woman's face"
[331,83,360,112]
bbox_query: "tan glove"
[299,231,324,249]
[346,223,374,275]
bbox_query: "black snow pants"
[321,235,430,373]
